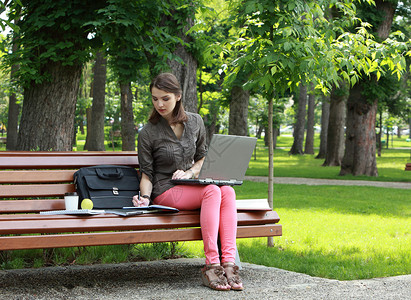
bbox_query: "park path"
[0,258,410,300]
[245,176,411,189]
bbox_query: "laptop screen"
[199,134,257,181]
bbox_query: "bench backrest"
[0,151,139,213]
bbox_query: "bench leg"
[235,246,242,270]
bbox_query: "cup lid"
[65,192,78,196]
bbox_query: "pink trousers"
[154,184,237,265]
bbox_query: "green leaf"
[283,42,292,51]
[351,75,357,86]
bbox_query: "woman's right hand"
[132,195,150,207]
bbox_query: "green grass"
[247,139,411,183]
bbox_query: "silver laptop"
[171,134,257,186]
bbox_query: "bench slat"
[0,214,201,234]
[0,151,138,156]
[0,211,280,234]
[0,170,75,183]
[0,224,282,251]
[0,184,75,197]
[0,199,65,213]
[0,156,139,169]
[0,210,279,222]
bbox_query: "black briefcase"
[73,165,140,209]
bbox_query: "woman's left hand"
[172,169,193,180]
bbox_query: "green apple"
[81,198,93,210]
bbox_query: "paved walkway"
[245,176,411,189]
[0,258,410,300]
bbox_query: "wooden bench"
[0,151,282,252]
[406,163,411,171]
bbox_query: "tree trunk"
[229,85,249,136]
[267,96,274,248]
[323,83,347,166]
[84,107,92,150]
[315,95,330,159]
[304,84,315,154]
[85,50,107,151]
[17,63,82,151]
[167,14,198,113]
[375,0,396,40]
[203,99,221,144]
[339,0,396,176]
[386,126,390,149]
[377,111,383,156]
[340,81,378,176]
[169,48,197,113]
[409,117,411,139]
[264,126,268,146]
[6,42,20,150]
[273,127,279,149]
[256,125,264,139]
[79,112,85,135]
[120,82,135,151]
[289,84,307,155]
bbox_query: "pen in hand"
[138,191,143,207]
[133,191,141,207]
[133,191,150,207]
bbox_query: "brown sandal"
[222,262,244,291]
[201,264,231,291]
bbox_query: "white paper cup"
[64,192,79,210]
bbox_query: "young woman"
[133,73,243,291]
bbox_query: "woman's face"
[151,87,181,122]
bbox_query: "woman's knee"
[204,184,221,195]
[202,184,222,203]
[220,185,236,199]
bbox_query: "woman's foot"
[201,264,231,291]
[222,262,244,291]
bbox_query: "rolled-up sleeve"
[137,128,154,182]
[194,114,207,162]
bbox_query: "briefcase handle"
[96,168,124,179]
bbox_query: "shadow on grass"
[237,238,410,280]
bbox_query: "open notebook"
[40,205,178,216]
[106,205,179,216]
[171,134,257,186]
[40,209,105,215]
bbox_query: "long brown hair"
[149,73,187,124]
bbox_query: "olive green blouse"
[137,112,207,199]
